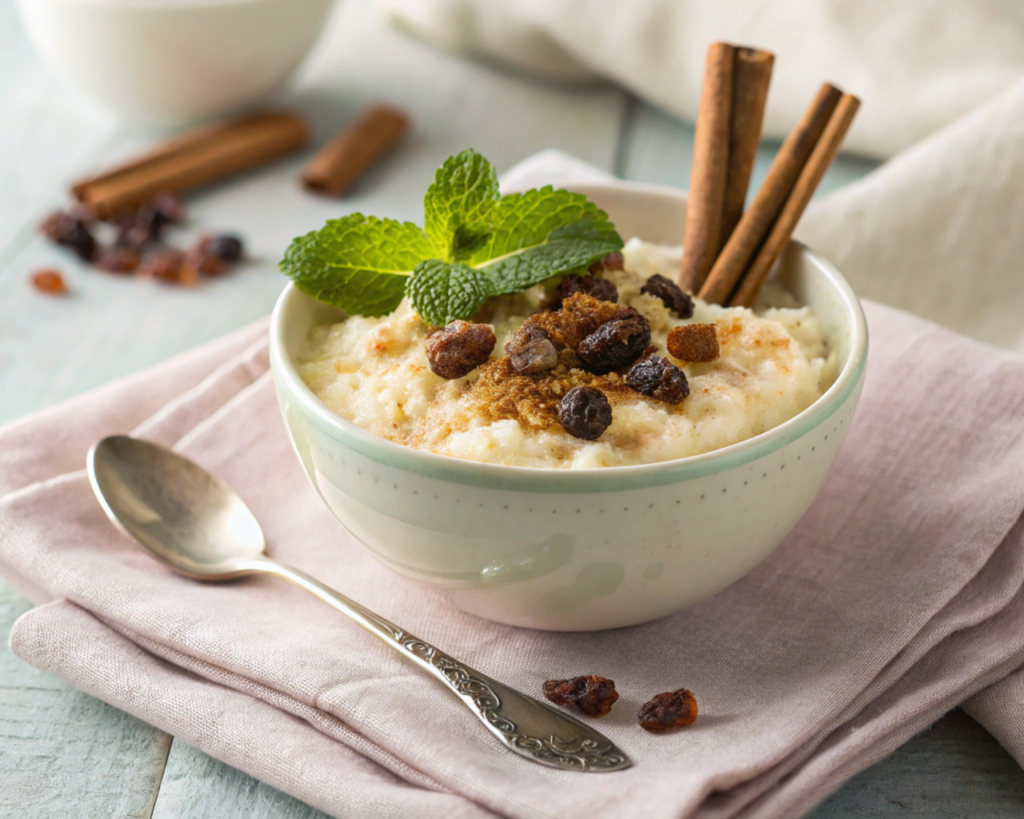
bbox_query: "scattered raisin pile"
[422,259,722,442]
[543,676,699,732]
[33,191,245,292]
[543,676,619,718]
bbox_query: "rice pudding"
[296,238,838,469]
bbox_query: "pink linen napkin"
[6,286,1024,819]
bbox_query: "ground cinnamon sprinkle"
[460,350,634,431]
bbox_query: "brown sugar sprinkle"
[638,688,698,732]
[30,268,67,295]
[543,676,619,718]
[460,349,634,431]
[667,323,720,363]
[526,292,635,350]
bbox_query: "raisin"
[424,320,496,379]
[543,676,619,718]
[639,688,698,732]
[641,274,694,318]
[626,355,689,404]
[552,274,618,308]
[95,247,140,274]
[30,269,67,295]
[139,249,187,284]
[204,233,244,262]
[559,386,612,440]
[505,324,557,374]
[577,314,651,374]
[589,251,624,272]
[667,323,720,363]
[39,211,96,261]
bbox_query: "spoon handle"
[251,557,630,772]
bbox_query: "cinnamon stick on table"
[72,112,310,218]
[698,83,842,305]
[678,43,735,294]
[302,103,410,196]
[729,93,860,307]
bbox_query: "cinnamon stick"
[729,93,860,307]
[721,48,775,243]
[698,83,842,305]
[678,43,735,294]
[302,103,410,196]
[72,112,309,218]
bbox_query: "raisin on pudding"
[424,320,496,379]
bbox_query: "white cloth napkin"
[379,0,1024,159]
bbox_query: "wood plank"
[151,740,328,819]
[0,576,171,819]
[811,709,1024,817]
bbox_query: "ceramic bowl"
[269,181,868,631]
[17,0,334,125]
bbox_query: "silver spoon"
[87,435,630,773]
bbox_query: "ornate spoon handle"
[254,557,631,772]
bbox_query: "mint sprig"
[279,149,623,325]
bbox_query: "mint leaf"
[469,186,618,265]
[423,149,499,262]
[279,214,431,317]
[407,259,492,327]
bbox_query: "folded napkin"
[7,83,1024,817]
[379,0,1024,159]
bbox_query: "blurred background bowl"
[16,0,335,126]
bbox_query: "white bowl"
[17,0,335,125]
[270,181,868,631]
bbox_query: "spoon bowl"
[89,435,265,579]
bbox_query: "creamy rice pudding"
[297,238,838,469]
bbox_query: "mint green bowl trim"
[271,233,868,494]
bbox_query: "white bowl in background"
[270,181,869,631]
[17,0,335,125]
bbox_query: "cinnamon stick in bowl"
[302,103,410,196]
[698,83,842,306]
[72,112,309,218]
[678,42,735,294]
[679,43,774,294]
[729,93,860,307]
[721,48,775,243]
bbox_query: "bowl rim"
[269,180,868,493]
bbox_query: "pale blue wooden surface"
[1,0,1022,816]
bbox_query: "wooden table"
[2,1,1023,815]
